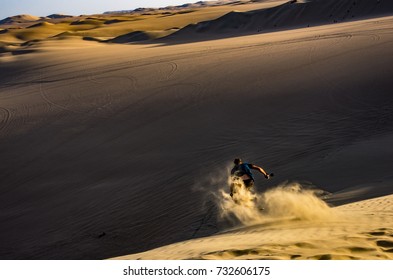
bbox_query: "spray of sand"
[215,182,340,226]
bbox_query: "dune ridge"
[0,14,41,25]
[168,0,393,40]
[104,0,257,14]
[1,0,392,53]
[112,191,393,260]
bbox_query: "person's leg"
[230,178,243,198]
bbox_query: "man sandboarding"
[230,158,272,198]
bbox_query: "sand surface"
[113,190,393,260]
[0,0,393,260]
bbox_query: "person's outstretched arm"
[249,164,269,179]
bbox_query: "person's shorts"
[243,179,254,188]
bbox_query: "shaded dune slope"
[167,0,393,40]
[108,31,152,43]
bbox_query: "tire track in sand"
[158,62,178,82]
[0,106,12,136]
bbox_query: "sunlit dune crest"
[2,0,392,52]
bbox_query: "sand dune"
[0,1,392,260]
[168,0,393,41]
[47,14,73,19]
[1,0,392,51]
[113,189,393,260]
[0,1,287,50]
[109,31,155,43]
[27,22,55,29]
[0,14,41,25]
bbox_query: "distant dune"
[47,14,73,19]
[27,22,54,29]
[108,31,153,43]
[168,0,393,41]
[0,1,286,51]
[103,0,250,14]
[1,0,393,52]
[0,14,41,25]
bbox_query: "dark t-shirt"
[231,163,254,181]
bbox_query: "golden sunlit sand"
[0,0,392,260]
[113,190,393,260]
[0,0,288,47]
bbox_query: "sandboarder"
[230,158,271,197]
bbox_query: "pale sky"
[0,0,201,19]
